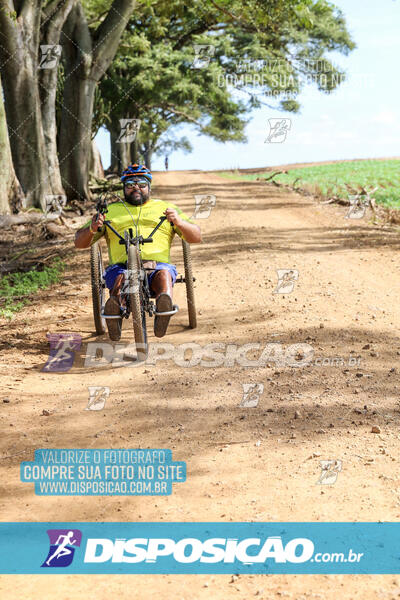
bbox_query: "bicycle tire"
[90,242,106,335]
[127,244,148,360]
[182,239,197,329]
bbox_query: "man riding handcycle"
[74,164,201,347]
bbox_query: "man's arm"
[74,213,105,249]
[164,208,201,243]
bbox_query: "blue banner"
[1,522,400,574]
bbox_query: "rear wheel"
[182,239,197,329]
[90,242,106,335]
[127,245,148,360]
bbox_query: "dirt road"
[1,170,400,598]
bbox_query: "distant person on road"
[74,164,201,340]
[165,156,169,171]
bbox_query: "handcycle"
[90,193,197,359]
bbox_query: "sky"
[95,0,400,171]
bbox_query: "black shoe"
[154,293,173,338]
[104,296,122,341]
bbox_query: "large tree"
[0,0,354,210]
[58,0,136,200]
[0,76,24,214]
[97,36,248,171]
[39,0,76,197]
[94,0,354,171]
[212,0,355,112]
[0,0,75,208]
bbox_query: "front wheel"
[90,242,106,335]
[182,239,197,329]
[127,245,147,360]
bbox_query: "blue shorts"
[104,262,177,295]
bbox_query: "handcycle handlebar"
[145,215,167,241]
[94,193,171,247]
[95,193,112,223]
[100,215,168,246]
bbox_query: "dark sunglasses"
[124,180,148,189]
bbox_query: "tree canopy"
[0,0,355,210]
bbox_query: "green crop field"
[220,159,400,208]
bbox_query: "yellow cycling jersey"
[86,198,194,265]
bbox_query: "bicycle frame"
[92,192,197,336]
[96,193,179,322]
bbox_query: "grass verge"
[0,257,65,319]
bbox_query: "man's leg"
[110,273,125,305]
[149,269,173,299]
[150,266,176,338]
[104,266,125,341]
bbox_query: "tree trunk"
[117,144,131,171]
[59,71,97,200]
[0,212,60,227]
[117,138,131,172]
[109,117,131,173]
[58,0,136,200]
[131,139,139,164]
[0,0,53,209]
[38,0,76,197]
[0,77,24,214]
[143,147,153,171]
[89,139,105,180]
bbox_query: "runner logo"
[42,529,82,567]
[86,386,110,411]
[240,383,264,407]
[192,44,215,68]
[116,118,141,143]
[39,45,62,69]
[346,194,367,219]
[265,118,291,143]
[42,333,82,372]
[317,460,342,485]
[274,269,299,294]
[123,267,145,295]
[45,194,67,217]
[193,194,216,219]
